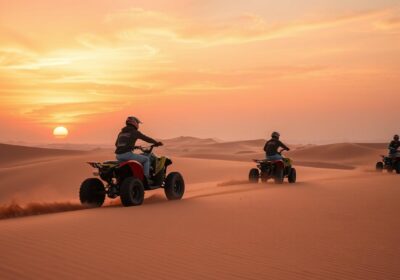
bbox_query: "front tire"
[79,178,105,207]
[164,172,185,200]
[120,177,145,207]
[260,172,269,183]
[376,162,383,172]
[288,168,297,184]
[249,168,260,183]
[274,166,284,184]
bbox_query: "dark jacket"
[115,125,158,154]
[264,138,290,156]
[389,140,400,155]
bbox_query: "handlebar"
[133,143,162,153]
[277,148,289,155]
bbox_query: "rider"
[388,134,400,157]
[115,116,163,180]
[264,131,290,161]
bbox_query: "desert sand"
[0,139,399,280]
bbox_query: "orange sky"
[0,0,399,144]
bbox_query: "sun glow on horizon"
[53,126,69,139]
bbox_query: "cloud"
[2,44,159,71]
[142,65,329,93]
[22,101,127,125]
[0,47,36,68]
[374,16,400,33]
[0,5,399,128]
[0,25,42,52]
[106,8,394,45]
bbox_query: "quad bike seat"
[103,160,120,164]
[102,161,120,167]
[253,159,276,164]
[254,158,292,166]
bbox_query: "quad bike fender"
[117,160,145,181]
[283,158,292,167]
[272,160,285,169]
[154,157,171,174]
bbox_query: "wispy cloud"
[0,5,399,126]
[107,8,393,45]
[21,101,127,125]
[374,16,400,33]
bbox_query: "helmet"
[126,116,142,129]
[394,134,399,141]
[271,131,280,139]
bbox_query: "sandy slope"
[0,148,252,204]
[0,143,83,167]
[160,140,387,170]
[0,141,399,280]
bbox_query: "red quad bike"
[248,150,297,184]
[376,152,400,174]
[79,144,185,207]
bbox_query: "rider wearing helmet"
[264,131,290,161]
[388,134,400,157]
[115,116,163,179]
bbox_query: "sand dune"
[288,143,386,165]
[0,145,252,204]
[161,139,386,169]
[163,136,220,146]
[0,140,399,280]
[0,140,389,204]
[0,143,83,167]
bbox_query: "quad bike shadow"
[80,144,185,207]
[248,150,297,184]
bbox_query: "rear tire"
[396,162,400,174]
[376,162,383,172]
[79,178,105,207]
[120,177,145,207]
[248,168,260,183]
[274,166,284,184]
[288,168,297,184]
[164,172,185,200]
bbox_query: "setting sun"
[53,126,69,138]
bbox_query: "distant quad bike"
[376,152,400,174]
[249,150,296,184]
[80,144,185,207]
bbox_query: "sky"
[0,0,399,144]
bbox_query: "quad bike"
[376,152,400,174]
[79,144,185,207]
[248,150,296,184]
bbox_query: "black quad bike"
[376,152,400,174]
[80,144,185,207]
[249,150,297,184]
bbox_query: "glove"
[155,142,164,147]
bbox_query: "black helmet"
[126,116,142,128]
[271,131,280,139]
[395,134,399,141]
